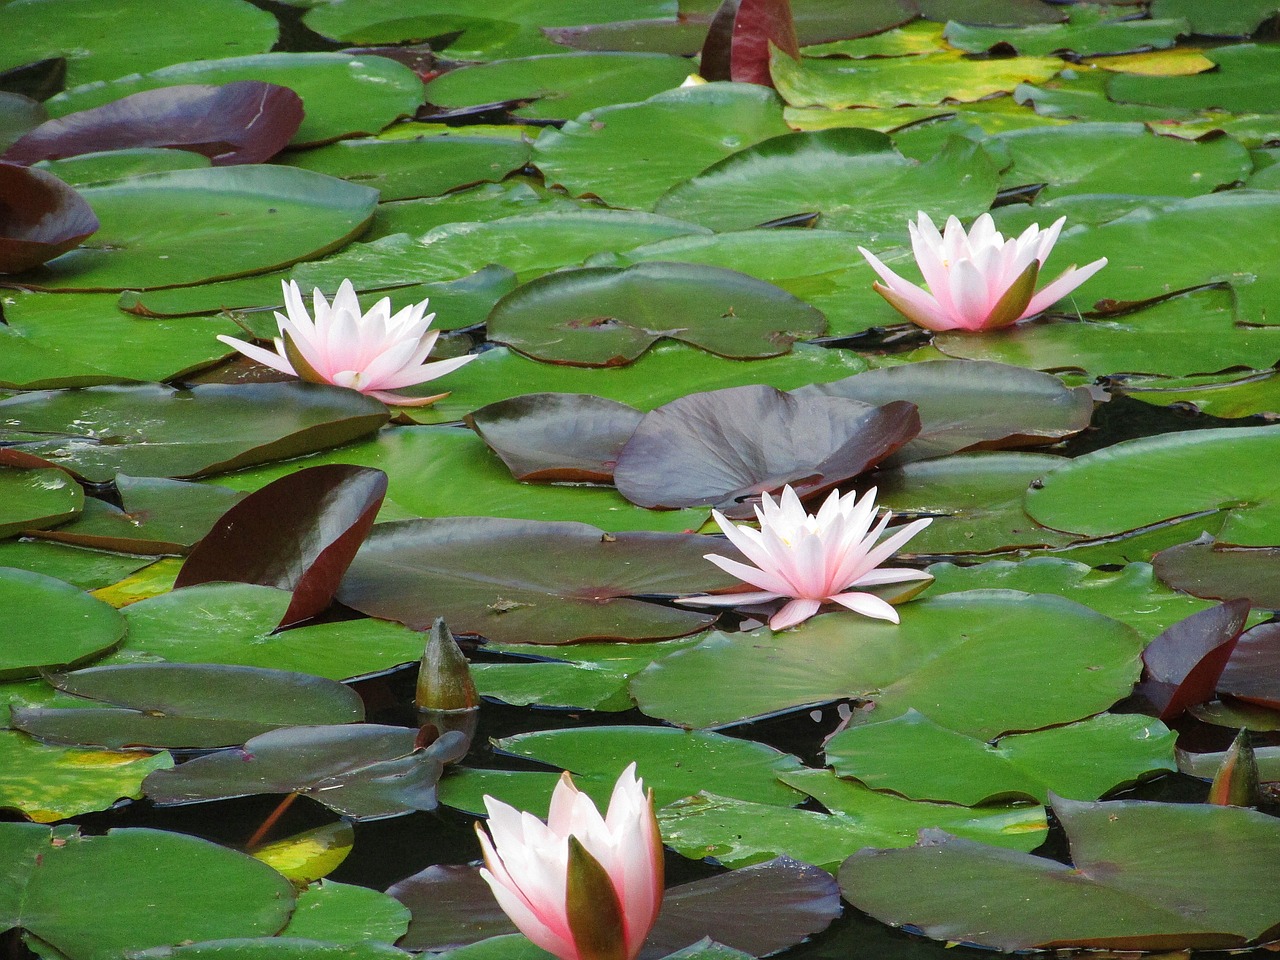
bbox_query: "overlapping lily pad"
[0,568,125,680]
[944,6,1188,56]
[1153,534,1280,607]
[842,796,1280,950]
[0,466,82,539]
[631,591,1145,732]
[487,261,826,365]
[825,710,1176,805]
[337,518,736,644]
[1108,44,1280,114]
[0,162,99,273]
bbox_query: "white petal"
[215,335,296,376]
[1021,257,1108,318]
[830,591,901,623]
[769,597,823,630]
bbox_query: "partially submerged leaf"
[1138,600,1249,721]
[700,0,800,87]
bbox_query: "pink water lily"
[680,485,932,631]
[216,279,475,406]
[476,763,663,960]
[858,211,1108,333]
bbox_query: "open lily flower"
[476,763,663,960]
[217,279,475,406]
[858,212,1107,333]
[680,485,932,631]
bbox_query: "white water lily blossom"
[475,763,663,960]
[680,485,933,631]
[217,279,475,406]
[858,211,1108,332]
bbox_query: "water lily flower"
[680,485,932,631]
[858,212,1108,333]
[217,279,475,406]
[476,763,663,960]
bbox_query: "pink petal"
[1021,257,1108,318]
[946,258,999,330]
[702,553,794,596]
[215,335,296,376]
[830,591,901,623]
[769,597,823,630]
[675,589,785,607]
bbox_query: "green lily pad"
[15,166,377,292]
[36,148,212,187]
[0,730,173,822]
[363,181,585,242]
[0,540,153,591]
[305,0,676,36]
[0,466,82,539]
[488,261,826,365]
[631,591,1144,733]
[531,82,790,210]
[842,795,1280,950]
[0,0,278,88]
[0,383,388,484]
[992,122,1252,200]
[0,568,124,680]
[12,663,365,749]
[128,940,412,960]
[1149,0,1280,37]
[945,6,1188,56]
[423,53,691,121]
[1116,368,1280,419]
[658,772,1046,870]
[825,710,1176,805]
[1107,44,1280,115]
[653,129,1000,238]
[336,517,733,644]
[48,53,425,147]
[293,210,709,292]
[1024,426,1280,546]
[143,725,467,819]
[1014,74,1196,124]
[280,880,411,947]
[0,91,46,152]
[0,821,296,959]
[770,47,1062,109]
[107,583,425,680]
[283,135,532,202]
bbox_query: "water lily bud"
[416,618,479,747]
[1208,729,1260,807]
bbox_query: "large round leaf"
[1107,44,1280,115]
[653,129,1000,238]
[17,166,378,291]
[1024,426,1280,547]
[0,383,388,483]
[630,591,1145,733]
[0,822,296,958]
[0,568,124,680]
[842,796,1280,951]
[0,0,278,88]
[0,466,82,539]
[423,53,691,121]
[532,82,790,210]
[336,518,736,644]
[48,53,425,147]
[487,262,826,365]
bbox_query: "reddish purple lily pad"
[175,464,387,627]
[1138,600,1249,721]
[612,385,920,518]
[337,517,739,645]
[3,82,303,167]
[1219,622,1280,710]
[465,394,643,483]
[0,162,98,273]
[1154,534,1280,608]
[700,0,801,87]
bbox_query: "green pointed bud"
[565,836,628,960]
[416,617,478,712]
[1208,729,1260,807]
[983,259,1040,329]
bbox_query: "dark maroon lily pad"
[465,394,642,483]
[485,262,826,367]
[700,0,800,87]
[612,385,920,517]
[0,161,98,273]
[1219,621,1280,710]
[390,856,838,958]
[1137,600,1249,722]
[143,725,469,820]
[795,360,1097,464]
[175,464,388,627]
[337,517,738,645]
[1153,534,1280,608]
[3,82,303,167]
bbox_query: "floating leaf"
[0,466,82,539]
[280,879,412,946]
[128,939,413,960]
[12,663,365,750]
[824,710,1176,805]
[143,725,468,820]
[1148,0,1280,38]
[176,465,387,626]
[841,795,1280,950]
[337,518,734,644]
[1138,600,1249,721]
[0,568,124,680]
[1219,621,1280,709]
[631,592,1144,733]
[700,0,800,87]
[944,6,1188,56]
[4,83,303,166]
[1153,536,1280,608]
[487,262,826,365]
[0,162,98,273]
[252,824,356,886]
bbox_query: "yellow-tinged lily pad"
[252,822,355,884]
[1084,48,1215,76]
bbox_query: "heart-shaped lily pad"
[0,568,125,680]
[486,261,826,365]
[337,517,735,644]
[143,725,468,819]
[631,591,1145,733]
[842,795,1280,951]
